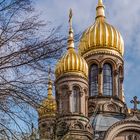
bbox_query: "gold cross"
[69,8,73,28]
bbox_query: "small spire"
[47,66,53,99]
[96,0,105,20]
[67,8,74,49]
[48,64,51,80]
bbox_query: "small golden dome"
[38,79,56,118]
[55,9,88,79]
[78,0,124,56]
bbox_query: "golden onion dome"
[78,0,124,57]
[38,79,56,118]
[55,9,88,79]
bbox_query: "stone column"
[68,90,72,113]
[98,67,103,96]
[113,69,118,97]
[119,77,124,100]
[80,91,84,114]
[85,95,88,117]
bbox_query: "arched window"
[89,64,98,96]
[103,63,113,96]
[61,86,68,113]
[71,86,80,113]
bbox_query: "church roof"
[91,114,124,131]
[37,79,56,118]
[78,0,124,57]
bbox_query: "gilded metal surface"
[78,0,124,56]
[55,48,88,79]
[55,9,88,79]
[38,79,56,118]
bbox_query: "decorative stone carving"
[73,122,84,130]
[88,105,95,113]
[98,55,104,60]
[80,91,84,97]
[56,122,69,136]
[107,104,117,112]
[104,103,117,112]
[114,69,118,76]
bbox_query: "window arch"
[89,64,98,96]
[71,86,80,113]
[103,63,113,96]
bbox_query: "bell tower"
[54,9,93,140]
[78,0,127,138]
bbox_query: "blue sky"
[34,0,140,109]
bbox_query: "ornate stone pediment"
[104,115,140,140]
[103,103,118,112]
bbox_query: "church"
[36,0,140,140]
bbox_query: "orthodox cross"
[69,8,73,28]
[130,96,140,111]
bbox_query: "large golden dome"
[78,0,124,57]
[38,79,56,118]
[55,9,88,79]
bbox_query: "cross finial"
[130,96,140,111]
[69,8,73,28]
[67,8,74,49]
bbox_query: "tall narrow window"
[71,86,80,113]
[61,87,68,113]
[89,64,98,96]
[103,63,113,96]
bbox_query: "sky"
[34,0,140,109]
